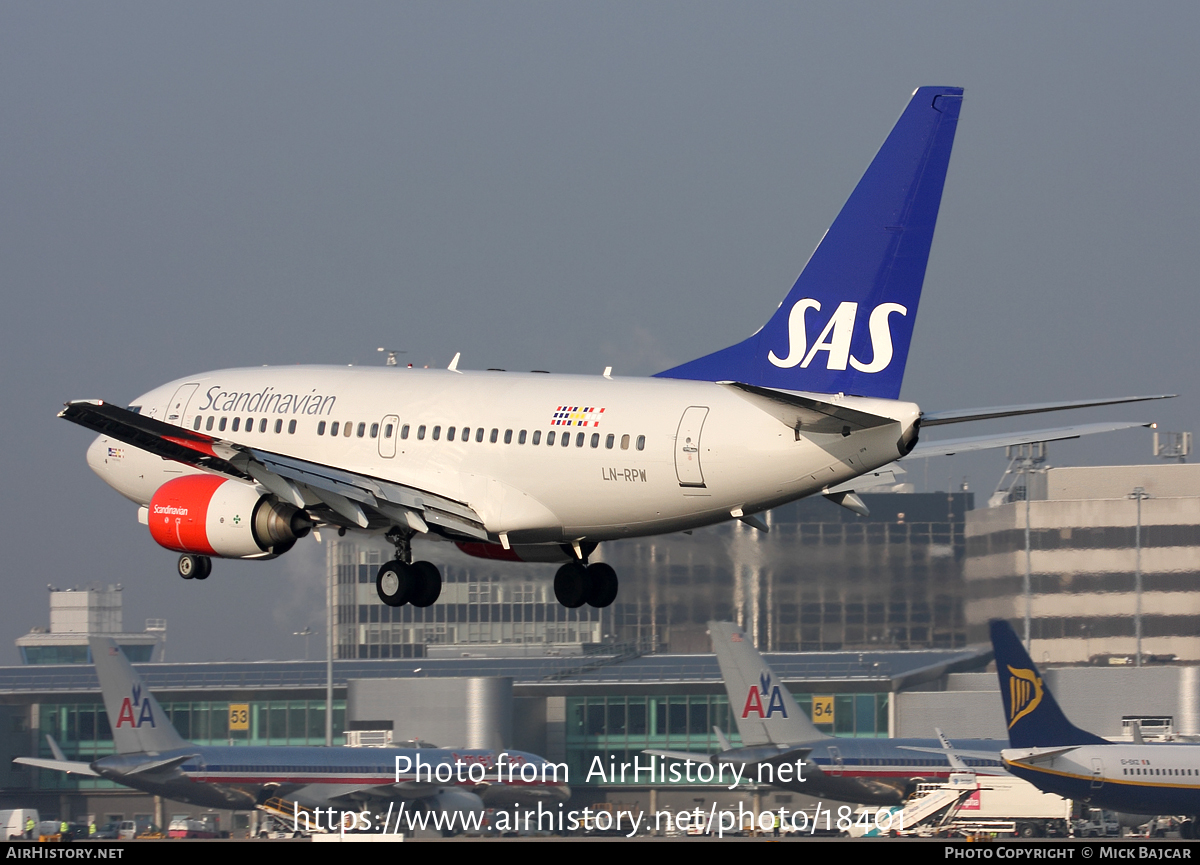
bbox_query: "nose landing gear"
[376,527,442,608]
[177,554,211,581]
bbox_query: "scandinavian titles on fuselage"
[197,385,337,416]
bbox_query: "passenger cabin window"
[384,423,393,438]
[504,429,513,444]
[575,432,584,447]
[476,428,484,443]
[518,430,526,444]
[232,417,240,432]
[636,435,645,450]
[461,428,470,442]
[590,433,600,448]
[448,427,456,441]
[218,417,227,432]
[605,433,614,449]
[432,425,441,440]
[532,431,541,445]
[245,417,253,430]
[288,420,297,434]
[318,421,326,435]
[400,424,409,439]
[275,419,283,434]
[259,418,268,433]
[370,423,379,438]
[562,432,571,448]
[193,416,202,430]
[331,421,340,436]
[344,422,352,438]
[417,425,426,440]
[546,431,555,446]
[490,428,498,443]
[621,434,630,450]
[356,422,366,438]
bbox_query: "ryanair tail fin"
[90,637,189,755]
[989,620,1107,749]
[657,86,963,400]
[709,621,827,746]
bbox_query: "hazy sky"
[3,3,1197,662]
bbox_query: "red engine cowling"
[148,475,311,558]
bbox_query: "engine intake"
[148,475,311,558]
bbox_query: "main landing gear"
[553,561,618,608]
[376,527,442,608]
[177,554,211,581]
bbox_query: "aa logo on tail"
[768,298,908,373]
[742,672,789,719]
[115,685,156,728]
[1006,665,1043,728]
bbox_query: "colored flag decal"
[550,405,606,427]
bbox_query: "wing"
[60,400,489,540]
[908,421,1154,457]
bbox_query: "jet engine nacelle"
[148,475,311,558]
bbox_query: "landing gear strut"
[177,554,211,581]
[376,527,442,608]
[553,559,618,608]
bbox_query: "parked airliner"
[62,86,1167,609]
[646,621,1008,806]
[16,638,567,816]
[992,620,1200,835]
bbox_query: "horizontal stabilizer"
[13,756,98,776]
[922,394,1175,427]
[642,749,713,764]
[908,421,1153,458]
[1001,746,1082,765]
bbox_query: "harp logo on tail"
[1006,665,1043,728]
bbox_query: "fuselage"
[86,365,919,547]
[92,744,568,811]
[1003,744,1200,815]
[728,737,1007,806]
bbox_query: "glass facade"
[32,699,345,790]
[565,691,889,786]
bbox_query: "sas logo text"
[741,673,789,719]
[768,298,907,373]
[1006,665,1043,729]
[115,685,156,729]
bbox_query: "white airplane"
[61,86,1168,610]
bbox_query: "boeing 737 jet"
[61,86,1168,609]
[15,638,568,817]
[646,621,1008,806]
[992,620,1200,835]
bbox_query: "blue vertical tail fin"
[989,620,1108,749]
[657,86,963,399]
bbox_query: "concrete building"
[15,587,161,665]
[965,464,1200,663]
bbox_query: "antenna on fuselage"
[377,347,407,367]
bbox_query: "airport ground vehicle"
[892,774,1072,837]
[62,86,1165,610]
[0,809,38,840]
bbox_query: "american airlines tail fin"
[657,86,963,400]
[90,637,189,755]
[989,620,1107,750]
[709,621,827,746]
